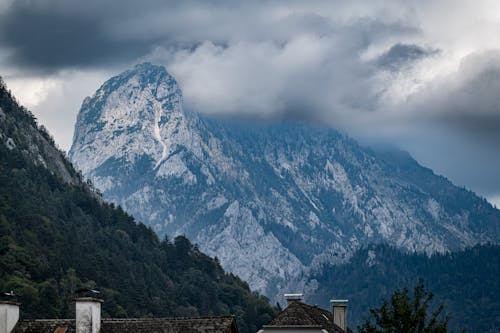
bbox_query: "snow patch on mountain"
[153,100,168,169]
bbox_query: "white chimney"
[330,299,348,332]
[0,301,20,333]
[75,297,103,333]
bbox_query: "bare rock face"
[69,63,500,299]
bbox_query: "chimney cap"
[284,293,304,298]
[330,299,349,303]
[73,297,104,303]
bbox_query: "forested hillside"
[308,244,500,333]
[0,78,276,333]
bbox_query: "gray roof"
[266,301,352,333]
[12,316,238,333]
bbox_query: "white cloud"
[162,35,340,117]
[488,195,500,209]
[4,69,111,151]
[4,76,59,108]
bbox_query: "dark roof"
[12,316,238,333]
[11,319,73,333]
[266,301,352,333]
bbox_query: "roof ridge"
[19,315,234,322]
[18,319,73,322]
[263,325,324,328]
[102,315,234,321]
[299,301,330,314]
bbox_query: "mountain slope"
[69,63,500,298]
[0,81,79,184]
[308,244,500,333]
[0,77,277,333]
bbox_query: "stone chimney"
[75,298,103,333]
[284,293,303,306]
[0,301,20,333]
[330,299,348,332]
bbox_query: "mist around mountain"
[69,63,500,300]
[0,77,277,333]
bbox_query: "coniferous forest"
[309,243,499,332]
[0,78,277,333]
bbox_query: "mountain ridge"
[69,63,500,298]
[0,75,277,333]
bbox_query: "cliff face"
[69,63,500,298]
[0,76,277,333]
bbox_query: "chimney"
[330,299,348,332]
[0,301,20,333]
[284,293,303,306]
[75,297,103,333]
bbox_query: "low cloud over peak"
[0,0,499,202]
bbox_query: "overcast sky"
[0,0,499,206]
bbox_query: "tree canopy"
[358,281,463,333]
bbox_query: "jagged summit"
[120,62,177,84]
[122,62,181,94]
[70,64,500,299]
[69,62,188,176]
[133,61,165,71]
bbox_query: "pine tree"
[358,281,464,333]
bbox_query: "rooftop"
[11,316,238,333]
[265,300,352,333]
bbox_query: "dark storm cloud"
[409,50,500,146]
[446,112,500,145]
[393,50,500,197]
[0,0,278,71]
[0,0,164,71]
[377,43,438,70]
[0,0,418,72]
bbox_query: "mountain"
[308,244,500,333]
[0,77,277,333]
[0,82,78,185]
[69,63,500,299]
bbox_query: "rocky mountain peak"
[69,62,192,177]
[70,64,500,299]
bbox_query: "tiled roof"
[266,301,352,333]
[11,319,73,333]
[11,316,238,333]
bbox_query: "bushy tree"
[358,281,464,333]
